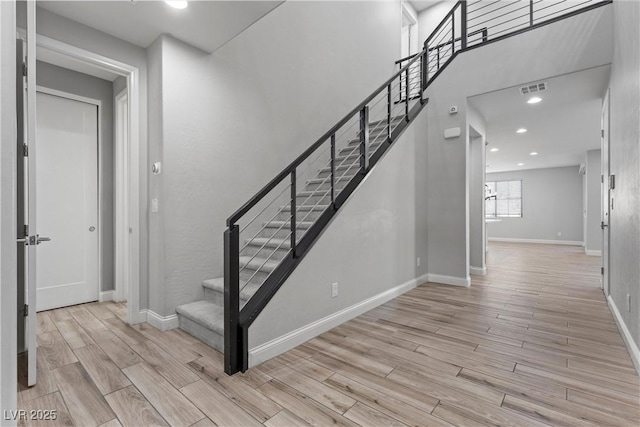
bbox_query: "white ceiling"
[37,0,284,53]
[468,65,610,173]
[410,1,445,13]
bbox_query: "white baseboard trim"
[139,309,179,332]
[585,249,602,256]
[248,273,429,368]
[470,266,487,276]
[427,273,471,287]
[99,291,114,302]
[606,295,640,373]
[488,237,583,246]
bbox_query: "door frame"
[35,86,102,307]
[30,33,142,323]
[400,2,418,56]
[601,89,610,295]
[114,88,129,304]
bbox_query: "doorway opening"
[32,34,141,322]
[401,3,418,59]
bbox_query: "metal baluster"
[224,225,240,375]
[529,0,534,26]
[405,67,410,121]
[419,54,425,104]
[461,0,467,50]
[330,134,336,208]
[424,41,429,86]
[359,106,369,172]
[290,170,296,257]
[452,12,455,54]
[387,83,392,141]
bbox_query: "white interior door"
[601,89,610,294]
[35,91,99,311]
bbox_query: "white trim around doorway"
[32,33,143,324]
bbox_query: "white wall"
[36,61,116,291]
[418,0,457,43]
[150,1,403,316]
[250,111,429,354]
[486,166,584,243]
[424,4,612,280]
[608,0,640,367]
[584,149,602,253]
[0,1,18,422]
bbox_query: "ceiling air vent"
[520,82,547,95]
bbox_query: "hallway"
[18,243,639,426]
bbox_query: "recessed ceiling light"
[490,148,499,152]
[516,128,527,134]
[527,97,542,104]
[166,1,188,9]
[517,162,524,166]
[529,151,538,156]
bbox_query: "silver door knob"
[89,226,96,232]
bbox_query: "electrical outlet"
[151,198,159,213]
[417,257,421,267]
[331,283,338,298]
[628,294,631,312]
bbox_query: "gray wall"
[33,7,150,310]
[0,0,18,421]
[149,1,403,316]
[422,4,612,280]
[585,149,602,252]
[36,61,115,292]
[608,0,640,365]
[486,166,583,243]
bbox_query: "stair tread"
[265,220,314,228]
[307,175,353,185]
[202,278,260,301]
[282,204,329,212]
[175,300,224,335]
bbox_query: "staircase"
[176,116,405,352]
[174,0,612,375]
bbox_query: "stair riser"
[178,315,223,352]
[276,209,325,222]
[203,287,249,308]
[316,165,360,179]
[241,244,290,260]
[240,267,271,285]
[257,226,309,240]
[305,179,352,192]
[296,194,331,205]
[346,137,387,149]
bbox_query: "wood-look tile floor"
[18,242,640,426]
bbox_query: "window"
[486,180,522,218]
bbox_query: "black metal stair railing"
[223,0,612,375]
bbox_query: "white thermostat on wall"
[152,162,162,174]
[449,106,458,114]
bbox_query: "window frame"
[485,179,523,218]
